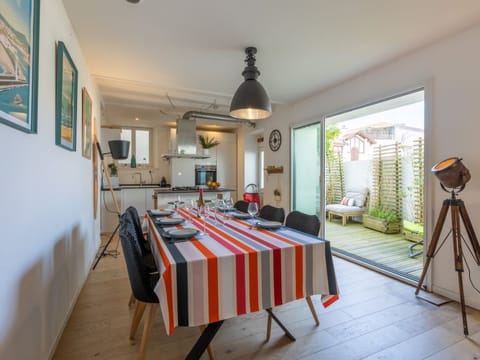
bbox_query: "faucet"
[133,172,143,185]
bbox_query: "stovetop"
[171,186,200,191]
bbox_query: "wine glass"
[247,202,259,229]
[216,199,226,225]
[198,205,207,235]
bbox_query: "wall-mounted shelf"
[265,166,284,174]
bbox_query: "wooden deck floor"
[325,220,424,279]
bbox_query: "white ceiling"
[63,0,480,126]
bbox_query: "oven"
[195,165,217,186]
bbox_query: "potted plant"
[198,135,220,155]
[362,207,401,234]
[106,163,119,188]
[274,189,281,202]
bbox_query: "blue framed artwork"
[55,41,78,151]
[0,0,40,133]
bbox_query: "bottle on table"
[197,188,204,208]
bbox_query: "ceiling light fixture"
[126,0,142,4]
[230,47,272,120]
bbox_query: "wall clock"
[269,129,282,152]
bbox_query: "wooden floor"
[53,235,480,360]
[325,221,424,279]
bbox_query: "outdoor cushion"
[345,187,368,208]
[325,204,364,213]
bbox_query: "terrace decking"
[325,221,424,280]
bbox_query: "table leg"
[265,309,296,341]
[186,320,224,360]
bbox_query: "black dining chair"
[119,214,160,360]
[234,200,249,213]
[259,205,285,223]
[266,210,321,340]
[119,211,216,360]
[124,207,158,307]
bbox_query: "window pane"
[118,129,132,164]
[135,130,150,164]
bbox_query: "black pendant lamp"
[230,47,272,120]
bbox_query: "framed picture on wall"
[0,0,40,133]
[55,41,78,151]
[82,87,93,159]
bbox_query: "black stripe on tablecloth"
[154,222,189,327]
[323,241,338,295]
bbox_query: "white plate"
[165,228,198,239]
[151,209,173,216]
[256,221,282,229]
[231,212,251,219]
[156,218,184,225]
[216,206,235,212]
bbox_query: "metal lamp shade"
[432,157,471,189]
[230,79,272,120]
[108,140,130,160]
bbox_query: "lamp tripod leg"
[92,222,120,270]
[415,200,450,295]
[458,200,480,265]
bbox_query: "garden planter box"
[362,214,401,234]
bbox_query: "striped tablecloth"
[147,208,339,335]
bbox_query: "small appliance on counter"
[160,176,168,187]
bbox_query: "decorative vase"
[203,148,210,156]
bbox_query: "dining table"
[146,207,339,359]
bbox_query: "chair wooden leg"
[265,308,272,342]
[199,325,216,360]
[306,296,320,326]
[128,293,136,308]
[130,301,146,340]
[138,303,156,360]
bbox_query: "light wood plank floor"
[53,235,480,360]
[325,221,424,279]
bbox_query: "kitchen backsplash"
[116,167,169,186]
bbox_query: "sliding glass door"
[292,122,322,217]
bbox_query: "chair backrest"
[125,206,150,257]
[234,200,249,213]
[259,205,285,223]
[119,212,159,303]
[285,211,320,236]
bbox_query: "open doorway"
[324,90,425,282]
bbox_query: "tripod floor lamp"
[415,157,480,336]
[92,139,130,270]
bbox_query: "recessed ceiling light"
[135,117,139,121]
[126,0,142,4]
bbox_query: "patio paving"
[324,220,424,280]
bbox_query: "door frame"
[291,83,433,287]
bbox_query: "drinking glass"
[216,199,226,225]
[247,202,258,229]
[198,205,207,235]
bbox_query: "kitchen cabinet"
[100,190,122,233]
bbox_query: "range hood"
[162,118,207,159]
[161,111,255,159]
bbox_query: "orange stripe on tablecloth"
[190,240,220,322]
[197,219,261,312]
[149,218,175,335]
[256,229,305,299]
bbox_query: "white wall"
[0,0,102,358]
[263,23,480,308]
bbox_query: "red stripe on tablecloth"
[225,220,285,306]
[149,217,175,335]
[188,238,220,322]
[322,294,339,308]
[177,209,254,314]
[258,229,305,299]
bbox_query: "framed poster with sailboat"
[0,0,40,133]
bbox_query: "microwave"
[195,165,217,186]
